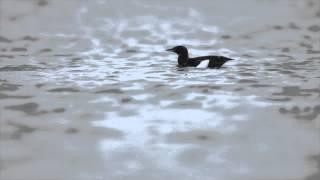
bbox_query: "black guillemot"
[166,46,233,69]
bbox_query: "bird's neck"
[178,54,188,66]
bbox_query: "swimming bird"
[166,46,233,69]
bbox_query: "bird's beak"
[166,48,174,52]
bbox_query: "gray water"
[0,0,320,180]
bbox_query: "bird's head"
[166,46,188,56]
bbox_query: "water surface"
[0,0,319,180]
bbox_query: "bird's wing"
[190,56,233,61]
[208,56,233,68]
[187,56,211,67]
[190,56,233,68]
[189,56,213,62]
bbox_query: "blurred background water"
[0,0,319,180]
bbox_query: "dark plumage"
[166,46,233,69]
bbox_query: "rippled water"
[0,0,320,180]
